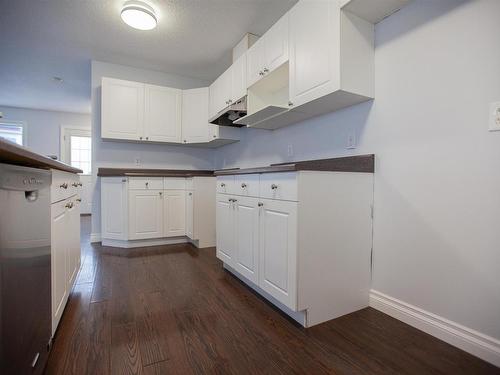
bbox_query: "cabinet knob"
[78,182,83,187]
[140,136,143,140]
[72,182,79,187]
[159,191,162,196]
[146,136,149,140]
[288,101,294,107]
[213,135,217,138]
[122,179,127,183]
[145,182,149,187]
[263,67,269,73]
[258,202,263,207]
[65,202,73,209]
[184,140,187,143]
[241,183,247,188]
[60,183,68,189]
[228,99,232,103]
[189,192,193,196]
[259,71,264,76]
[76,198,82,202]
[220,183,226,187]
[271,184,278,190]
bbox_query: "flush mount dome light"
[121,1,157,30]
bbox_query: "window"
[70,135,91,175]
[0,122,24,145]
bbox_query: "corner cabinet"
[216,170,373,327]
[101,176,216,248]
[50,170,81,335]
[144,84,182,143]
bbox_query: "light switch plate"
[489,102,500,132]
[287,144,294,157]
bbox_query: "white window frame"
[0,120,27,146]
[60,125,92,175]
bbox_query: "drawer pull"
[271,184,278,190]
[72,182,79,187]
[76,198,82,202]
[241,183,247,188]
[60,183,68,189]
[258,202,263,207]
[188,192,193,196]
[145,182,149,187]
[220,183,226,188]
[65,202,74,209]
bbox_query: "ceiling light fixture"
[121,1,157,31]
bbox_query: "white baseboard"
[369,290,500,367]
[90,232,101,243]
[102,237,188,248]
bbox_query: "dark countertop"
[97,168,215,177]
[0,138,82,173]
[214,155,375,176]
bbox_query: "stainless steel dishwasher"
[0,164,52,375]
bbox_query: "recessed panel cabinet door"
[259,199,298,310]
[182,87,209,143]
[164,190,186,237]
[289,0,340,107]
[67,197,81,288]
[128,190,164,240]
[264,12,289,74]
[101,178,128,240]
[216,195,235,266]
[144,84,182,143]
[101,77,145,141]
[234,197,259,284]
[246,39,265,88]
[51,200,68,334]
[231,53,247,102]
[186,191,194,239]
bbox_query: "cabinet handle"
[259,71,264,76]
[146,136,149,140]
[271,184,278,190]
[76,198,82,202]
[213,135,217,138]
[60,183,68,189]
[159,191,162,197]
[220,183,226,187]
[140,136,143,140]
[72,182,79,187]
[258,202,263,207]
[188,192,193,196]
[65,202,73,209]
[122,179,127,183]
[78,182,83,187]
[288,101,294,107]
[263,67,269,73]
[228,99,232,103]
[145,182,149,187]
[241,183,247,188]
[184,140,187,143]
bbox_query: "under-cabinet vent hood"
[209,96,247,128]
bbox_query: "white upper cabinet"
[144,84,182,143]
[182,87,210,143]
[209,67,232,118]
[289,0,340,108]
[101,77,144,140]
[231,53,247,103]
[247,13,289,88]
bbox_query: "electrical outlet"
[134,157,141,166]
[489,102,500,132]
[287,144,294,157]
[347,131,357,149]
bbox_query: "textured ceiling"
[0,0,296,113]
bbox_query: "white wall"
[90,60,215,236]
[0,105,90,159]
[215,0,500,342]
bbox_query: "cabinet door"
[144,84,182,143]
[128,190,164,240]
[101,177,128,240]
[264,12,289,74]
[186,190,194,239]
[182,87,209,143]
[216,195,235,266]
[209,68,232,117]
[101,77,144,141]
[234,197,259,284]
[164,190,186,237]
[289,0,340,107]
[231,53,247,102]
[258,199,298,310]
[51,200,68,334]
[246,39,265,88]
[67,197,81,288]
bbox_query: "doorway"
[60,126,92,215]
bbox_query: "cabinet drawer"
[185,178,194,191]
[164,177,186,190]
[128,177,163,190]
[216,176,236,194]
[235,174,259,197]
[51,170,79,203]
[259,172,298,201]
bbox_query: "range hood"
[209,96,247,128]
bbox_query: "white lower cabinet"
[101,176,216,248]
[128,189,164,240]
[216,171,374,327]
[51,170,81,335]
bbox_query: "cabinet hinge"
[370,204,374,219]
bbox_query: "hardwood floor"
[45,216,499,375]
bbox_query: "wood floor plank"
[111,323,143,375]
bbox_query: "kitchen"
[0,0,499,374]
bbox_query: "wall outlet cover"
[347,131,357,149]
[134,157,141,165]
[489,102,500,132]
[287,144,294,157]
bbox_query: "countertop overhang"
[0,138,82,173]
[97,168,214,177]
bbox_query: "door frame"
[59,125,91,168]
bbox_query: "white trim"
[369,290,500,367]
[60,125,91,174]
[90,232,101,243]
[101,237,188,248]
